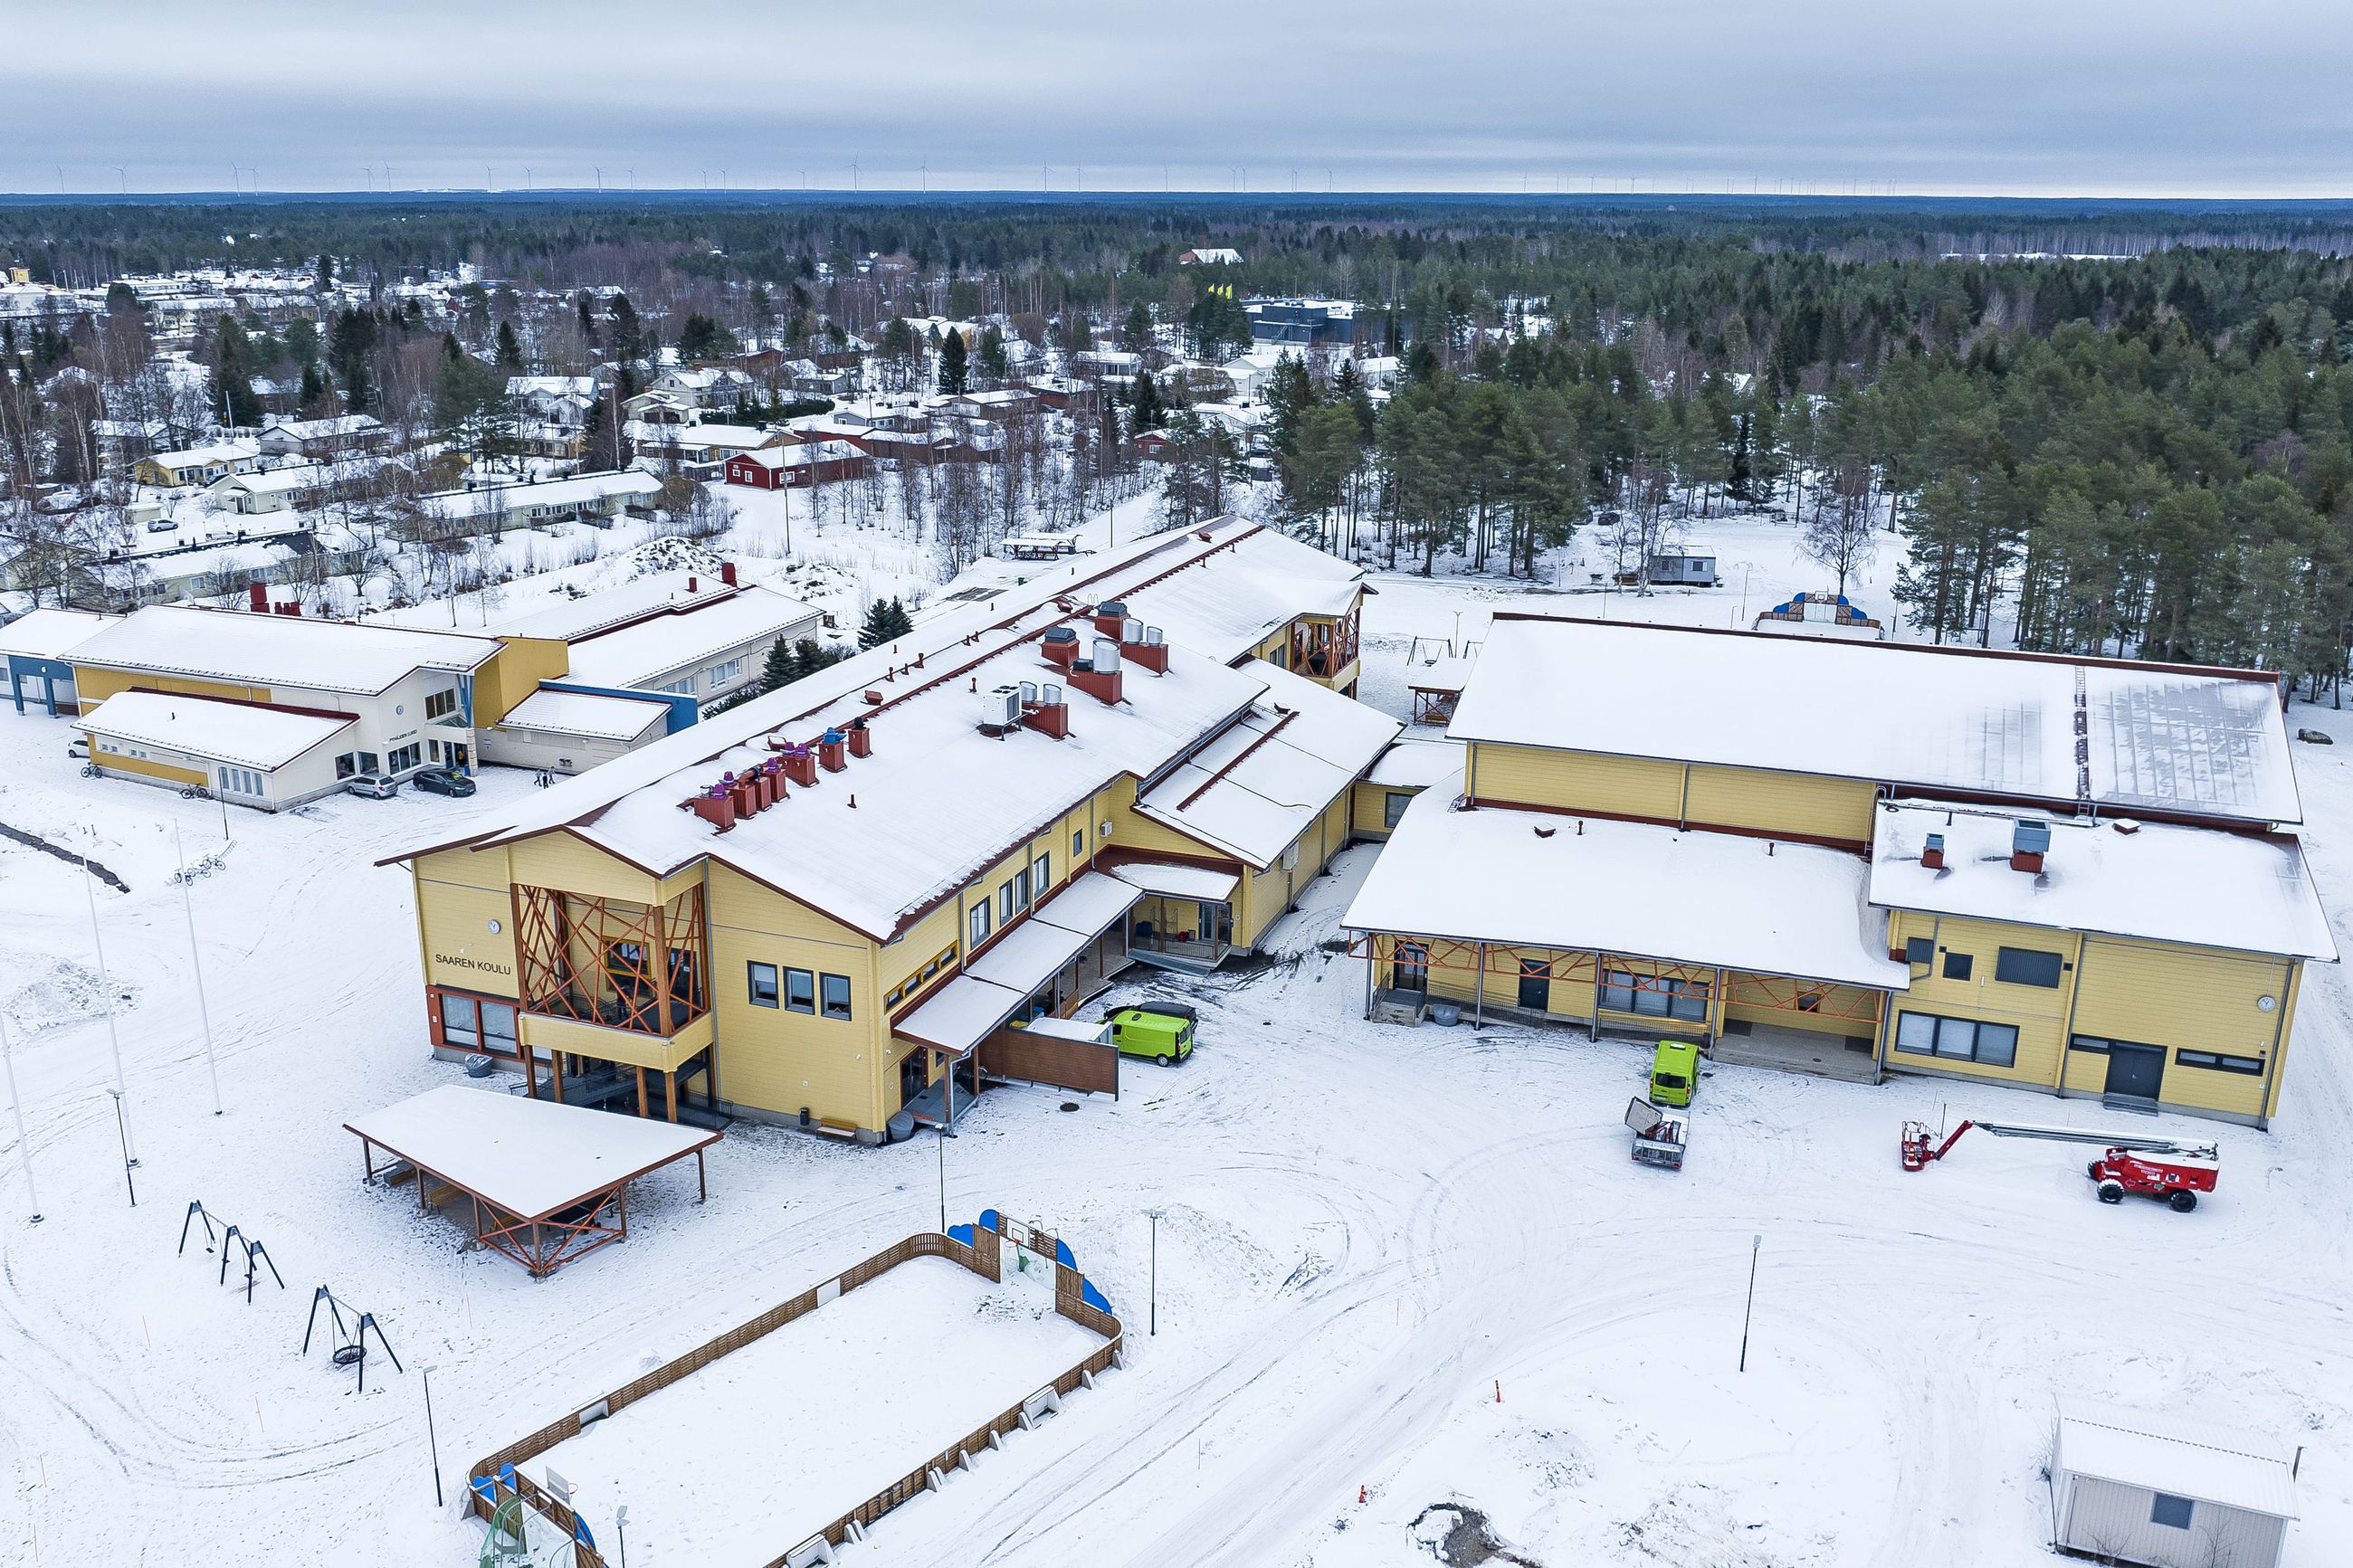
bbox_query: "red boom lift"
[1900,1117,2219,1212]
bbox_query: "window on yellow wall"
[1033,851,1050,892]
[969,901,990,946]
[1072,826,1085,860]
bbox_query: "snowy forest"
[9,195,2353,690]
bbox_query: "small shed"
[2052,1402,2299,1568]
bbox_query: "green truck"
[1107,1003,1196,1066]
[1649,1039,1702,1107]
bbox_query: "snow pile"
[623,536,725,579]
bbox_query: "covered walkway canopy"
[345,1085,719,1278]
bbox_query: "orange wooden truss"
[516,882,710,1037]
[1348,932,1885,1024]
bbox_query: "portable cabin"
[1645,553,1718,586]
[2051,1402,2298,1568]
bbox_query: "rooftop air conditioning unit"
[984,684,1023,728]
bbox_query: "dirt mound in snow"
[6,956,138,1038]
[1615,1487,1809,1566]
[1411,1503,1541,1566]
[625,537,725,578]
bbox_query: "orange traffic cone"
[1358,1485,1367,1505]
[1494,1379,1502,1404]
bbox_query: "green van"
[1108,1005,1196,1066]
[1649,1039,1701,1107]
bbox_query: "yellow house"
[1345,615,2334,1127]
[383,518,1399,1141]
[132,441,260,488]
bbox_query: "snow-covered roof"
[1869,801,2336,961]
[147,442,255,469]
[2056,1402,2300,1519]
[897,974,1029,1053]
[629,423,777,452]
[1112,527,1362,665]
[487,570,738,643]
[1109,861,1241,902]
[386,517,1365,936]
[423,469,662,518]
[497,689,671,743]
[343,1085,717,1221]
[1404,652,1475,693]
[561,585,824,690]
[1135,660,1400,866]
[1367,737,1465,790]
[1452,617,2303,827]
[73,605,500,695]
[76,689,354,770]
[261,413,381,439]
[966,875,1141,996]
[0,607,120,661]
[730,440,864,470]
[211,463,329,497]
[1347,786,1910,991]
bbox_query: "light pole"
[108,1089,135,1206]
[1739,1233,1761,1372]
[422,1364,443,1506]
[175,826,224,1116]
[1,1013,40,1223]
[81,860,136,1164]
[614,1504,629,1566]
[1145,1209,1163,1335]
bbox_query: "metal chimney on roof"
[1071,638,1125,705]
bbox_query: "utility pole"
[81,861,136,1164]
[1739,1234,1761,1371]
[174,826,224,1117]
[1,1013,41,1223]
[422,1365,444,1506]
[1146,1209,1162,1335]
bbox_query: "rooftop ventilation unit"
[1043,625,1081,670]
[1122,622,1170,674]
[980,683,1024,732]
[819,728,848,773]
[1071,639,1125,706]
[2010,818,2051,873]
[1921,832,1946,870]
[1091,599,1129,636]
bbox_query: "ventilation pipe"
[1021,682,1071,740]
[686,782,737,832]
[846,716,872,757]
[1091,599,1129,637]
[1070,638,1124,706]
[777,742,818,787]
[1921,832,1946,870]
[720,561,738,587]
[247,582,268,613]
[819,728,848,772]
[1121,622,1169,674]
[1042,626,1081,670]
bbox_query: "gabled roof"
[2057,1402,2300,1519]
[1135,660,1401,867]
[77,689,355,770]
[1452,617,2302,827]
[560,585,824,690]
[383,514,1365,937]
[71,605,500,696]
[0,607,121,661]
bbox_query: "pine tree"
[938,329,969,395]
[1130,370,1165,430]
[1121,300,1154,354]
[762,635,797,692]
[859,598,914,650]
[976,324,1009,385]
[314,252,333,294]
[494,320,524,370]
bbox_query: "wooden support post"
[697,1146,707,1203]
[1473,941,1486,1028]
[634,1065,648,1117]
[360,1136,374,1183]
[1590,950,1605,1042]
[665,1069,678,1123]
[552,1052,565,1105]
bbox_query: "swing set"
[301,1286,402,1392]
[178,1199,285,1304]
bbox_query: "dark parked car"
[411,768,477,798]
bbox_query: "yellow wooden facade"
[403,752,1365,1138]
[1351,736,2317,1126]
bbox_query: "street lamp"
[422,1364,443,1506]
[107,1088,135,1206]
[614,1504,630,1566]
[1739,1233,1761,1372]
[1144,1209,1165,1335]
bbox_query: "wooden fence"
[465,1223,1122,1567]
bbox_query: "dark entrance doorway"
[1518,958,1551,1011]
[2105,1042,2166,1101]
[899,1050,929,1110]
[1391,943,1428,993]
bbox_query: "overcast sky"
[5,0,2349,198]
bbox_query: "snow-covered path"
[2,590,2351,1565]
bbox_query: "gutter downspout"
[2257,957,2294,1131]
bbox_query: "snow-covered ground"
[3,527,2349,1568]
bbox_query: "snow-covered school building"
[1345,615,2336,1127]
[380,518,1393,1138]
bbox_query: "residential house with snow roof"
[133,442,259,488]
[1343,615,2336,1126]
[378,517,1396,1138]
[257,413,391,461]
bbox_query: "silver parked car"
[346,772,399,800]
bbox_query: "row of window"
[887,944,959,1010]
[1903,938,2064,989]
[439,993,519,1055]
[1601,969,1711,1022]
[970,850,1055,946]
[1895,1011,2019,1067]
[2074,1035,2264,1076]
[424,687,461,722]
[216,765,266,797]
[387,742,424,774]
[747,963,853,1020]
